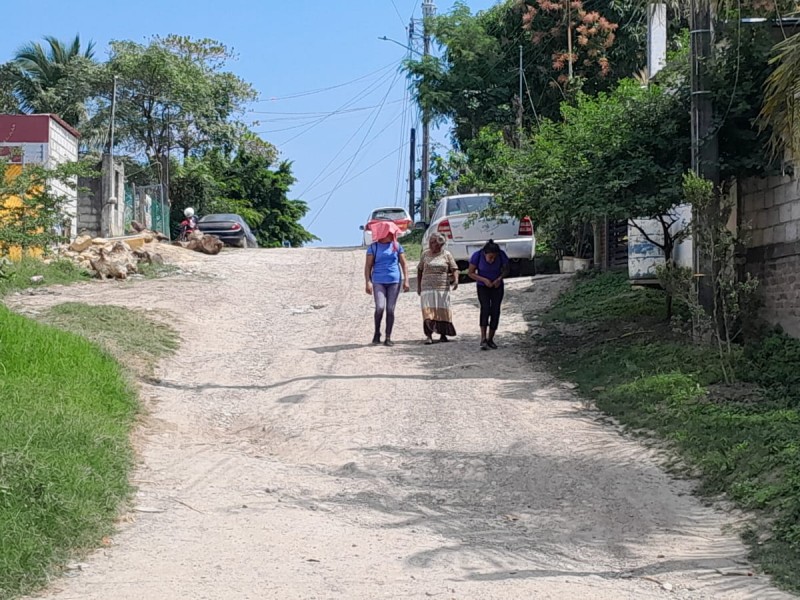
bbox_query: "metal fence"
[125,183,170,239]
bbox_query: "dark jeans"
[373,282,401,338]
[477,285,504,331]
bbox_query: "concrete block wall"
[741,175,800,337]
[77,174,103,237]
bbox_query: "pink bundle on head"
[369,221,401,250]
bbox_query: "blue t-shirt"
[470,250,509,287]
[368,242,405,284]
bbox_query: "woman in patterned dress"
[416,232,459,345]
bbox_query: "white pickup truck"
[421,193,535,276]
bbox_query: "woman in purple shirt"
[468,240,510,350]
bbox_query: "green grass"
[0,306,137,599]
[401,230,424,262]
[0,303,179,598]
[0,258,90,298]
[545,270,667,323]
[42,303,179,378]
[540,270,800,592]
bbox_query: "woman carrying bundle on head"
[364,221,409,347]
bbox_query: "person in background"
[365,221,409,346]
[417,232,459,345]
[468,240,509,350]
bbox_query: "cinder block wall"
[741,175,800,337]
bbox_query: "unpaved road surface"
[11,248,793,599]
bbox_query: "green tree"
[0,64,20,113]
[405,0,642,148]
[760,30,800,158]
[0,159,93,253]
[9,35,97,126]
[170,146,317,248]
[90,35,257,171]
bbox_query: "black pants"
[477,285,504,331]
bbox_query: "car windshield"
[445,196,493,216]
[200,214,240,223]
[370,209,408,221]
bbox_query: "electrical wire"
[307,69,404,226]
[247,101,403,117]
[390,0,407,28]
[299,109,407,198]
[253,102,405,134]
[393,83,411,207]
[276,68,400,146]
[522,70,541,125]
[255,59,402,102]
[307,139,411,204]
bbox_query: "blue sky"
[0,0,496,246]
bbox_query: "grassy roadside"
[0,258,90,297]
[536,271,800,592]
[0,302,178,599]
[401,230,424,262]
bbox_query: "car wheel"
[509,259,522,278]
[237,236,247,248]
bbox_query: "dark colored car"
[197,214,258,248]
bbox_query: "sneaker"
[480,340,489,351]
[384,338,395,347]
[371,333,381,345]
[487,340,498,350]
[439,335,449,343]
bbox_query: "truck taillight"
[437,219,453,239]
[518,217,533,236]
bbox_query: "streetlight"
[378,36,422,56]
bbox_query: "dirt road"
[12,248,792,599]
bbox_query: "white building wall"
[47,119,79,238]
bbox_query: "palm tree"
[10,35,96,125]
[760,31,800,159]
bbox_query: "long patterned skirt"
[420,289,457,337]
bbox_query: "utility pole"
[102,75,119,238]
[517,45,524,145]
[420,0,435,223]
[566,0,574,81]
[409,127,416,220]
[109,75,118,162]
[689,0,718,313]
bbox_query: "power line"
[389,0,407,28]
[256,59,402,102]
[247,101,403,117]
[299,108,407,198]
[276,68,400,146]
[393,83,411,207]
[307,139,411,204]
[522,70,541,125]
[307,69,404,226]
[253,101,405,133]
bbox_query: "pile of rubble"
[58,228,224,280]
[59,235,164,280]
